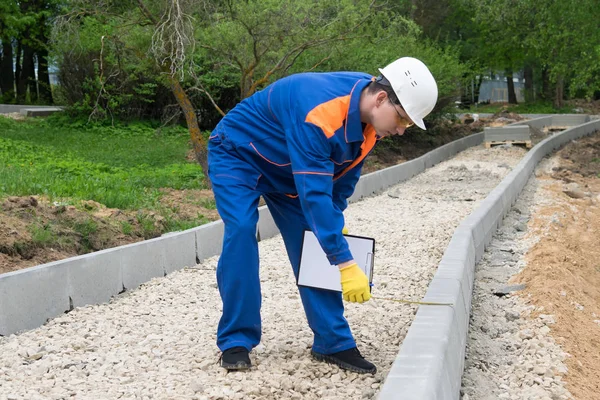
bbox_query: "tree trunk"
[37,47,53,104]
[15,41,24,103]
[21,46,37,103]
[523,64,534,102]
[540,67,551,101]
[36,12,53,105]
[168,76,211,188]
[506,68,517,104]
[473,74,483,104]
[0,40,15,103]
[554,75,564,108]
[136,1,210,186]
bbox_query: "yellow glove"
[342,226,349,235]
[340,263,371,303]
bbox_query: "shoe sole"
[221,360,251,371]
[311,350,377,374]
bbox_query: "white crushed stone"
[461,155,572,400]
[0,145,527,400]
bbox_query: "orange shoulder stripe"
[305,95,351,139]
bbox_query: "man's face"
[371,93,415,139]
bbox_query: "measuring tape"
[371,296,453,307]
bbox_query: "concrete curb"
[377,116,600,399]
[0,104,64,114]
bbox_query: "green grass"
[29,222,54,247]
[163,213,210,232]
[0,115,206,209]
[198,198,217,210]
[465,101,575,114]
[135,212,161,238]
[121,221,133,235]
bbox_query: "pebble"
[505,311,520,321]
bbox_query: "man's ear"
[375,91,388,106]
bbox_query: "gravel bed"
[461,155,572,400]
[0,145,527,400]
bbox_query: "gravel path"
[0,145,528,400]
[461,155,572,400]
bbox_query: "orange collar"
[334,124,376,181]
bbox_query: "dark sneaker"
[221,346,251,370]
[311,347,377,374]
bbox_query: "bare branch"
[188,69,227,117]
[89,35,110,124]
[160,104,183,127]
[149,0,196,80]
[307,55,332,71]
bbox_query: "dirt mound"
[552,136,600,178]
[513,130,600,399]
[491,109,526,122]
[0,192,221,275]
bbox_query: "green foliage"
[0,115,205,210]
[467,101,574,114]
[290,9,467,120]
[51,8,170,120]
[455,0,600,103]
[72,218,98,252]
[196,0,381,98]
[34,0,600,127]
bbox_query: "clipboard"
[297,230,375,292]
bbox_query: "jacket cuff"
[327,248,353,265]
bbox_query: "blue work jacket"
[211,72,378,264]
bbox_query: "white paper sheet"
[297,230,375,292]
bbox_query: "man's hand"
[339,263,371,303]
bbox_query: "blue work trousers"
[207,136,355,355]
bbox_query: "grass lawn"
[0,114,207,210]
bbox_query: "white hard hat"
[378,57,438,130]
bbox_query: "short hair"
[366,75,400,105]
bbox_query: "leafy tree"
[527,0,600,105]
[196,0,379,102]
[54,0,211,184]
[0,0,58,104]
[0,1,19,102]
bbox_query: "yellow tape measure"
[371,296,453,307]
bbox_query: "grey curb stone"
[67,250,123,308]
[120,240,166,291]
[0,262,70,335]
[257,205,279,241]
[194,220,224,262]
[484,125,530,142]
[20,107,63,117]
